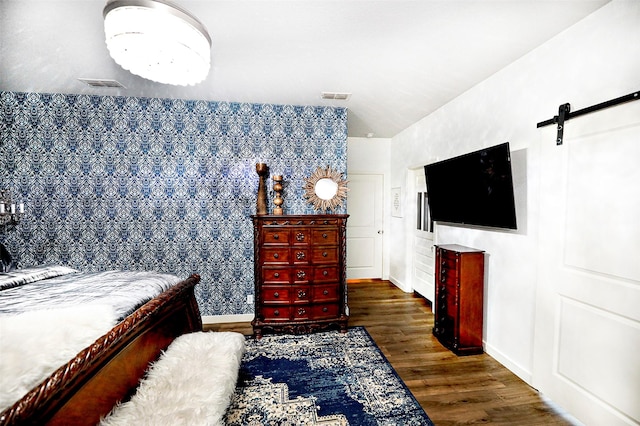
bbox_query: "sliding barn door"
[533,100,640,425]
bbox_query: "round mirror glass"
[314,178,339,200]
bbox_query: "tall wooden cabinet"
[251,214,349,338]
[433,244,485,355]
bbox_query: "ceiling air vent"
[78,78,126,88]
[321,92,351,101]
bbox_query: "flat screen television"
[424,142,517,230]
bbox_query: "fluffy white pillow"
[100,331,246,426]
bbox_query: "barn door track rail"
[537,90,639,145]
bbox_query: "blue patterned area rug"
[224,327,434,425]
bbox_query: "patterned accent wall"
[0,91,347,316]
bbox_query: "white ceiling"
[0,0,610,138]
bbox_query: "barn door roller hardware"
[537,90,639,145]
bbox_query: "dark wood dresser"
[251,214,349,338]
[433,244,485,355]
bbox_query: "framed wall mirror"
[304,166,348,212]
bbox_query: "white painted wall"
[347,137,391,280]
[390,0,639,390]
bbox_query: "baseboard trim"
[388,275,411,293]
[484,341,533,385]
[201,314,253,324]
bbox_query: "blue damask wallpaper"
[0,91,347,316]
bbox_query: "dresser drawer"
[261,286,291,303]
[292,267,311,283]
[440,247,457,257]
[312,284,339,302]
[438,265,457,285]
[262,229,290,244]
[262,268,291,283]
[260,306,291,321]
[262,247,290,264]
[292,286,311,303]
[313,266,339,282]
[292,305,311,320]
[291,229,311,245]
[311,303,339,319]
[312,247,338,264]
[312,229,338,245]
[292,248,310,264]
[439,253,457,268]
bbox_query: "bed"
[0,264,202,425]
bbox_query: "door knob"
[377,230,383,234]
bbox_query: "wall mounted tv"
[424,142,517,230]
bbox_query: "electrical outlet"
[246,295,254,305]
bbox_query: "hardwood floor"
[205,279,575,425]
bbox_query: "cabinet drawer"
[292,248,310,264]
[312,284,339,302]
[438,266,457,285]
[439,254,457,270]
[261,286,291,303]
[292,267,311,283]
[312,229,338,245]
[312,247,338,264]
[291,229,311,245]
[292,305,311,320]
[440,248,458,260]
[313,266,339,281]
[262,268,291,283]
[311,303,339,319]
[260,306,291,321]
[292,286,311,303]
[262,229,290,244]
[262,247,290,264]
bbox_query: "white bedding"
[0,267,184,413]
[0,268,181,319]
[0,304,118,412]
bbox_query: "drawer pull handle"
[323,289,329,295]
[322,251,328,257]
[274,292,279,298]
[296,251,305,260]
[298,308,306,315]
[296,233,305,241]
[323,270,329,276]
[298,290,307,298]
[323,307,329,312]
[273,253,279,259]
[297,270,306,279]
[322,233,328,238]
[274,272,280,278]
[273,234,279,240]
[274,310,280,316]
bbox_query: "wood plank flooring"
[205,279,575,425]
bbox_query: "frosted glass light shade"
[103,0,211,86]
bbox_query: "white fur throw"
[100,331,246,426]
[0,304,117,412]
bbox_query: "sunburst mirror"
[304,166,349,212]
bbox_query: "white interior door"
[533,100,640,426]
[411,169,434,301]
[346,174,383,279]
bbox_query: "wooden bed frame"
[0,273,202,426]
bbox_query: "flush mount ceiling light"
[103,0,211,86]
